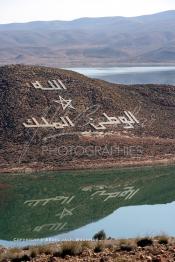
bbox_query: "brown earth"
[1,238,175,262]
[0,64,175,174]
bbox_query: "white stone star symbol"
[54,96,75,110]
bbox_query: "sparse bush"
[81,241,92,250]
[12,254,30,262]
[104,242,114,250]
[1,252,30,262]
[51,247,62,257]
[120,244,133,252]
[137,237,153,247]
[60,241,82,257]
[37,245,53,255]
[93,230,106,241]
[94,242,104,253]
[158,236,168,245]
[8,248,21,254]
[119,239,128,246]
[11,258,22,262]
[30,248,37,258]
[0,248,23,262]
[114,258,128,262]
[22,246,29,251]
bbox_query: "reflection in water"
[0,165,175,247]
[67,67,175,85]
[56,201,175,240]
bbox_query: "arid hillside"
[0,65,175,172]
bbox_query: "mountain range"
[0,11,175,66]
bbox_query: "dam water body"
[67,66,175,85]
[0,165,175,247]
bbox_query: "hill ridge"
[1,11,175,66]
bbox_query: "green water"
[0,165,175,242]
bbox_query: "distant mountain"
[1,65,175,173]
[0,11,175,66]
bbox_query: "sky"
[0,0,175,24]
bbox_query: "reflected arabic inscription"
[90,186,140,201]
[24,195,75,207]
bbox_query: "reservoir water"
[67,66,175,85]
[0,165,175,247]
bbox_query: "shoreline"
[1,156,175,175]
[0,236,175,261]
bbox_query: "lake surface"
[0,165,175,247]
[67,66,175,85]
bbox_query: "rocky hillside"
[0,65,175,172]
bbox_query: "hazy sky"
[0,0,175,24]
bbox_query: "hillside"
[0,64,175,172]
[0,11,175,66]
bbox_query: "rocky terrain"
[0,237,175,262]
[1,11,175,66]
[0,64,175,173]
